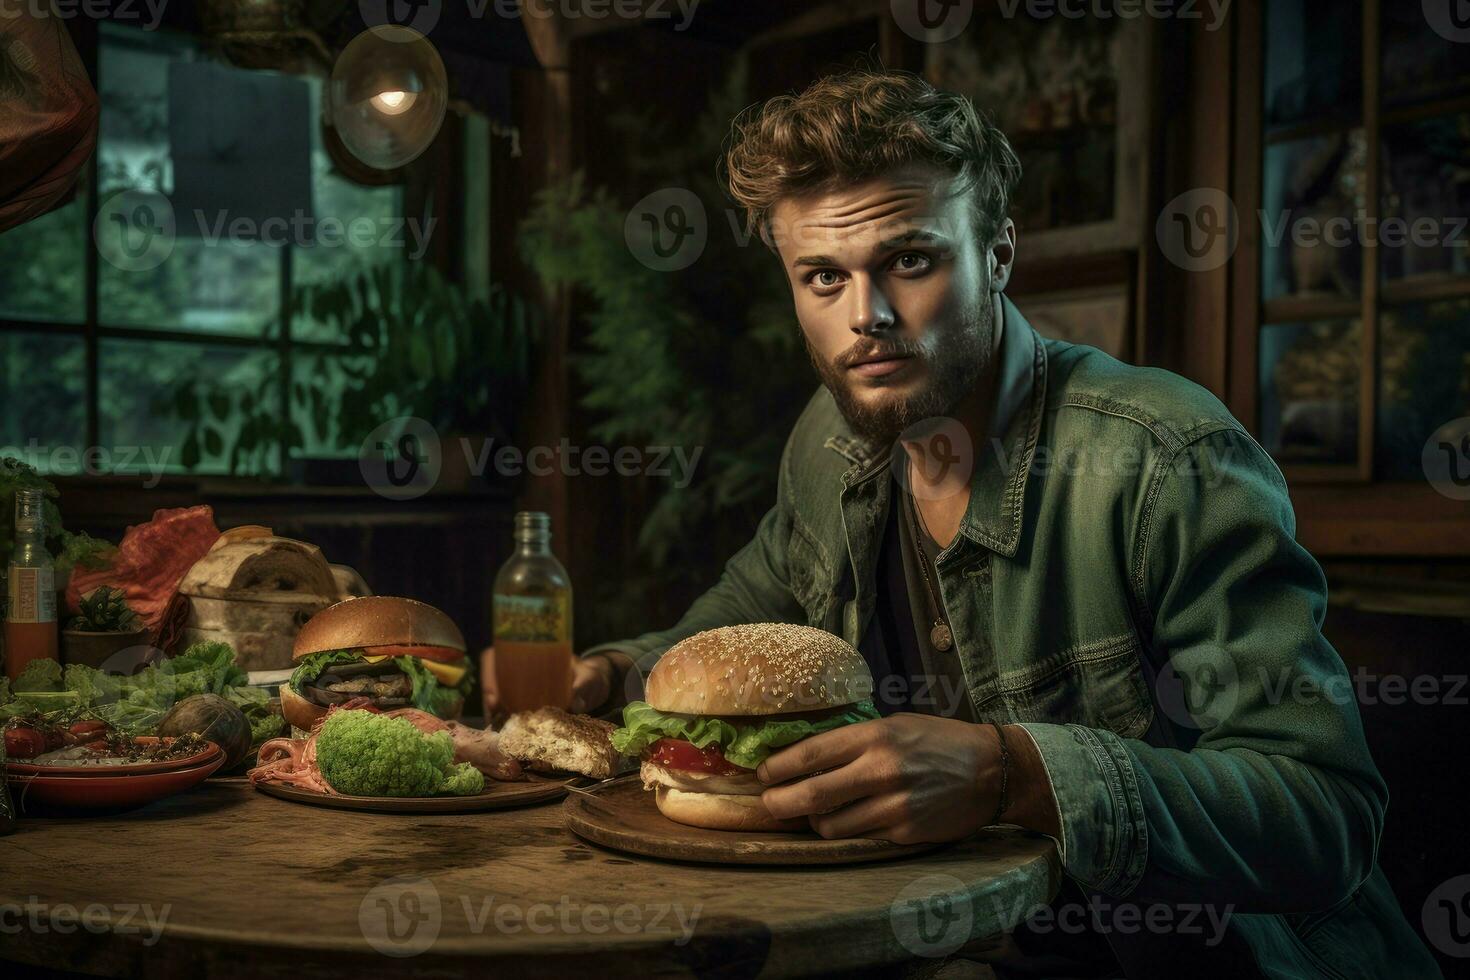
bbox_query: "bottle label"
[493,594,568,644]
[7,567,56,624]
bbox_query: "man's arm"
[580,432,808,709]
[1019,428,1386,912]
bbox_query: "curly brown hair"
[721,69,1022,248]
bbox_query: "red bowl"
[5,737,220,777]
[6,752,226,812]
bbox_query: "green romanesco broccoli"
[440,762,486,796]
[314,710,482,797]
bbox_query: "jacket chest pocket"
[980,633,1154,738]
[787,522,838,629]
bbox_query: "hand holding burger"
[610,623,881,832]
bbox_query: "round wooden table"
[0,778,1060,978]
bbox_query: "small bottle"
[4,488,57,682]
[491,511,573,715]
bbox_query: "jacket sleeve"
[1019,428,1386,912]
[583,429,807,706]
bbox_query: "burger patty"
[302,661,414,707]
[640,759,764,797]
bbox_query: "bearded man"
[562,70,1436,977]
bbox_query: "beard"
[805,298,994,449]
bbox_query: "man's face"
[770,167,1005,446]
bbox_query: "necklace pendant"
[930,622,953,652]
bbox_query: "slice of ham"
[386,708,523,781]
[247,704,524,793]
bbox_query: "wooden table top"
[0,777,1060,978]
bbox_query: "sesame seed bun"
[644,623,873,716]
[292,596,466,661]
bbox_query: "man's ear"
[987,219,1017,293]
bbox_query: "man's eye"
[810,270,843,288]
[891,252,932,274]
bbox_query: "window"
[1240,0,1470,484]
[0,23,411,478]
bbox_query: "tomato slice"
[647,738,751,775]
[363,644,466,664]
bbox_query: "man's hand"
[569,654,614,714]
[477,648,615,717]
[757,713,1048,845]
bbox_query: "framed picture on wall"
[926,14,1152,260]
[1016,284,1132,361]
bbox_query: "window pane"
[290,351,379,458]
[1264,0,1361,134]
[99,339,280,477]
[0,333,85,469]
[1259,319,1361,465]
[0,181,87,324]
[1381,113,1470,289]
[1378,299,1470,480]
[293,77,407,343]
[1260,131,1367,302]
[96,24,282,336]
[1382,3,1470,108]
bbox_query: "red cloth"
[66,507,221,645]
[0,17,98,233]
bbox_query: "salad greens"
[0,641,282,748]
[610,699,881,770]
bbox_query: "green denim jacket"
[590,297,1438,977]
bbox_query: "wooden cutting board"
[254,772,578,814]
[563,777,943,865]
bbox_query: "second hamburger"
[280,595,473,732]
[610,623,878,832]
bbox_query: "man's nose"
[848,277,896,336]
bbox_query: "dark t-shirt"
[863,478,975,722]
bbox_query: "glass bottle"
[491,511,573,715]
[4,488,57,682]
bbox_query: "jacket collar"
[824,294,1047,558]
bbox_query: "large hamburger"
[610,623,879,832]
[279,596,473,733]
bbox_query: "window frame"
[1230,0,1470,556]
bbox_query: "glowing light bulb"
[328,26,447,170]
[370,89,417,115]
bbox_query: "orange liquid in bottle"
[4,619,58,682]
[493,639,573,715]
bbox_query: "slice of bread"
[497,707,630,780]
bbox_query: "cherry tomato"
[4,727,47,759]
[647,738,750,775]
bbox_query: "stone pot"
[60,628,153,672]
